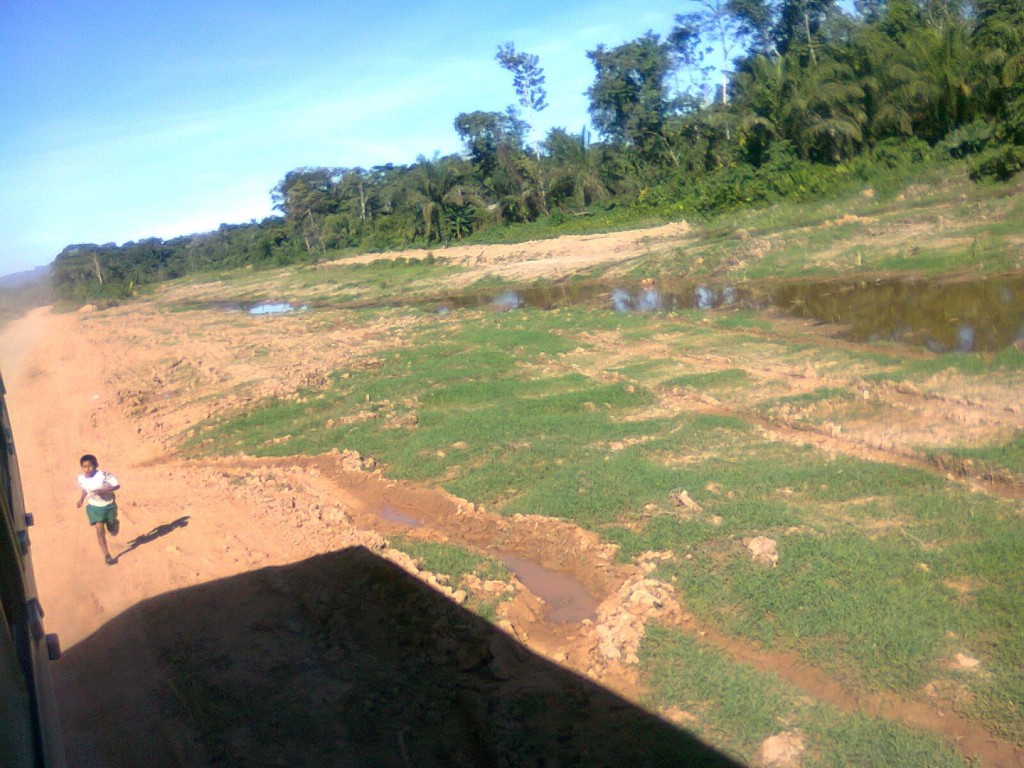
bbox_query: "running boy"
[76,454,121,565]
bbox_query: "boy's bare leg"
[94,523,113,561]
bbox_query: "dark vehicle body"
[1,369,65,767]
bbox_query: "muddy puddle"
[438,281,752,314]
[247,301,304,315]
[774,275,1024,353]
[498,554,599,623]
[435,273,1024,354]
[179,300,308,315]
[378,504,422,527]
[374,505,598,623]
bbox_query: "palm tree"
[912,24,975,140]
[406,155,484,243]
[777,56,868,162]
[731,53,785,164]
[972,0,1024,141]
[543,128,610,210]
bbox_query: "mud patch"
[498,553,599,623]
[378,504,422,527]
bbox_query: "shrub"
[969,144,1024,182]
[871,137,932,168]
[940,118,994,159]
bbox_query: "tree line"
[52,0,1023,300]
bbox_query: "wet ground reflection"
[378,505,422,527]
[773,275,1024,353]
[192,272,1024,354]
[440,281,760,314]
[373,506,599,623]
[200,301,308,315]
[437,273,1024,354]
[248,302,299,315]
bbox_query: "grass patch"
[652,481,1024,738]
[640,624,968,767]
[187,309,668,515]
[869,348,1024,381]
[711,311,775,332]
[676,532,953,690]
[388,536,508,583]
[662,369,750,390]
[926,499,1024,741]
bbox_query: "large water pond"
[773,275,1024,353]
[435,272,1024,354]
[197,272,1024,354]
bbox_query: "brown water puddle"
[378,504,422,527]
[374,505,599,624]
[498,553,599,624]
[774,272,1024,353]
[359,272,1024,354]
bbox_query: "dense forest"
[52,0,1024,300]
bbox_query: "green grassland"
[170,171,1023,765]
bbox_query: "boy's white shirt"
[78,470,119,507]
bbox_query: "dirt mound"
[326,220,694,285]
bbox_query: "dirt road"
[1,308,341,764]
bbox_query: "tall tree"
[973,0,1024,142]
[270,167,340,219]
[774,0,840,62]
[406,155,481,243]
[270,167,341,259]
[587,32,675,159]
[454,109,527,181]
[674,0,744,105]
[453,109,544,220]
[780,56,868,161]
[494,45,550,215]
[495,43,548,154]
[731,52,785,162]
[729,0,780,55]
[543,127,611,209]
[666,18,716,108]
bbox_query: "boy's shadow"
[115,516,190,561]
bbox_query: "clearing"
[2,192,1022,767]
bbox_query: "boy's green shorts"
[86,503,118,526]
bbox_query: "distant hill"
[0,265,50,290]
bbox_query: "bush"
[638,140,852,219]
[969,144,1024,182]
[939,118,994,159]
[757,142,838,199]
[871,137,932,168]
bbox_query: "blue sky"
[0,0,687,277]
